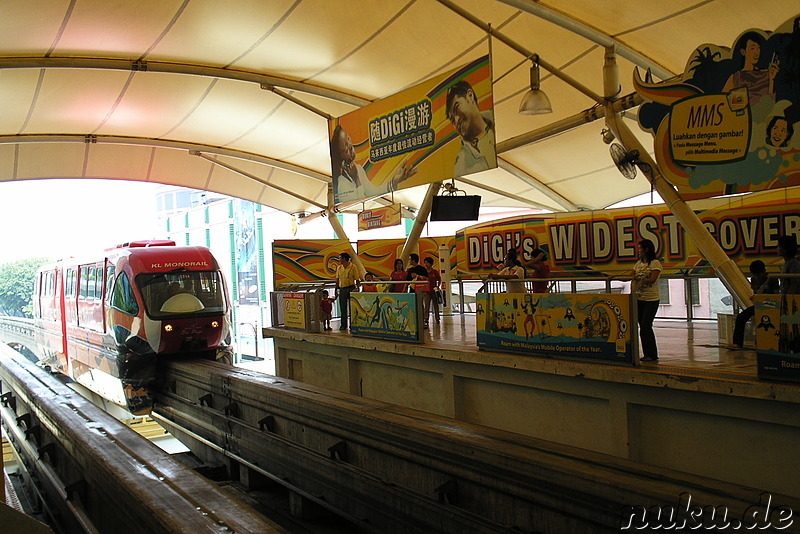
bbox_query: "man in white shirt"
[445,80,497,178]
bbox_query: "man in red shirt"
[529,248,551,293]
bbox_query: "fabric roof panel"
[53,1,184,57]
[21,70,132,135]
[0,70,45,132]
[12,143,88,181]
[0,2,70,55]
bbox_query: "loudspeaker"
[430,195,481,221]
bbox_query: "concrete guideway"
[0,344,281,534]
[152,358,800,533]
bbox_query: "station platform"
[315,314,782,394]
[265,314,800,498]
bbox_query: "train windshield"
[136,271,227,319]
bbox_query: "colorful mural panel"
[358,237,456,279]
[349,292,422,342]
[476,293,635,363]
[272,239,349,286]
[756,294,800,382]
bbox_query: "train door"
[64,266,78,326]
[77,263,104,332]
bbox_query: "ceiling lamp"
[519,57,552,115]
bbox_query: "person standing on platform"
[778,235,800,295]
[320,290,335,332]
[390,258,408,293]
[489,250,526,293]
[631,239,662,362]
[731,260,777,348]
[422,256,441,328]
[406,253,428,294]
[528,248,551,293]
[335,252,360,331]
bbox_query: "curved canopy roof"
[1,0,796,218]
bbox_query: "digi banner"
[476,293,635,364]
[756,294,800,382]
[358,204,402,231]
[329,55,496,204]
[456,187,800,277]
[349,292,423,342]
[637,14,800,200]
[272,239,349,286]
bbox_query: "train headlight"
[164,324,173,332]
[211,321,219,328]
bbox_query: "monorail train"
[33,240,233,415]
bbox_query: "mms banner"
[329,55,496,205]
[637,14,800,200]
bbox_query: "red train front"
[33,240,233,415]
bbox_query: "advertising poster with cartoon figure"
[637,14,800,199]
[476,292,634,364]
[756,294,800,382]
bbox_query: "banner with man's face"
[329,55,496,205]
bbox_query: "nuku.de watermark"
[620,492,793,530]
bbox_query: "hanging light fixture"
[519,56,552,115]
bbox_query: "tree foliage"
[0,258,50,317]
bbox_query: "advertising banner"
[349,292,422,342]
[456,187,800,277]
[476,293,635,364]
[636,14,800,200]
[756,294,800,382]
[234,199,259,304]
[358,204,402,231]
[329,55,496,204]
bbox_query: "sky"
[0,179,162,265]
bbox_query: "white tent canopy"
[1,0,796,218]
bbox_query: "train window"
[105,265,115,302]
[80,266,89,298]
[65,269,73,297]
[87,265,97,299]
[111,272,139,315]
[41,271,53,298]
[136,271,226,318]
